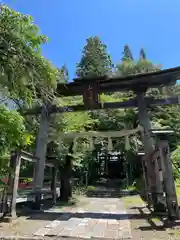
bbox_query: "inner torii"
[27,66,180,220]
[59,125,143,152]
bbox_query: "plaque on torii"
[82,82,100,109]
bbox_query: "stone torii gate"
[26,66,180,219]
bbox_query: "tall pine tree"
[121,45,134,61]
[139,48,146,60]
[76,36,113,78]
[57,65,69,83]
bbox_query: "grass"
[151,217,162,225]
[121,185,136,191]
[55,197,77,209]
[175,182,180,196]
[121,180,180,208]
[54,184,99,209]
[169,228,180,237]
[72,185,87,196]
[120,178,144,192]
[121,194,145,207]
[86,185,96,191]
[72,184,97,195]
[55,192,89,210]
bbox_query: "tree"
[49,59,98,200]
[76,41,139,185]
[171,146,180,180]
[0,105,32,177]
[0,4,57,106]
[0,105,30,154]
[48,107,97,201]
[118,46,180,184]
[139,48,146,60]
[0,5,60,188]
[122,44,133,61]
[57,65,69,83]
[117,58,160,77]
[76,36,113,78]
[115,48,167,183]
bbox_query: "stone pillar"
[51,166,57,205]
[136,90,165,212]
[159,141,179,220]
[141,156,150,204]
[8,151,21,219]
[33,106,50,209]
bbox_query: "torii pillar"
[136,89,165,212]
[33,106,50,209]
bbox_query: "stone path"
[34,197,132,239]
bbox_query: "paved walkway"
[34,197,132,239]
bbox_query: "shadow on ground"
[20,211,145,221]
[131,206,180,231]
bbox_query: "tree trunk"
[60,143,73,202]
[60,172,71,202]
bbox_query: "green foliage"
[171,146,180,163]
[0,105,30,154]
[72,185,87,196]
[0,4,57,105]
[139,48,146,60]
[57,65,69,83]
[87,185,96,191]
[122,44,134,61]
[76,36,113,77]
[117,59,160,77]
[20,177,33,184]
[0,104,33,176]
[48,103,98,169]
[171,146,180,179]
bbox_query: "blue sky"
[3,0,180,79]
